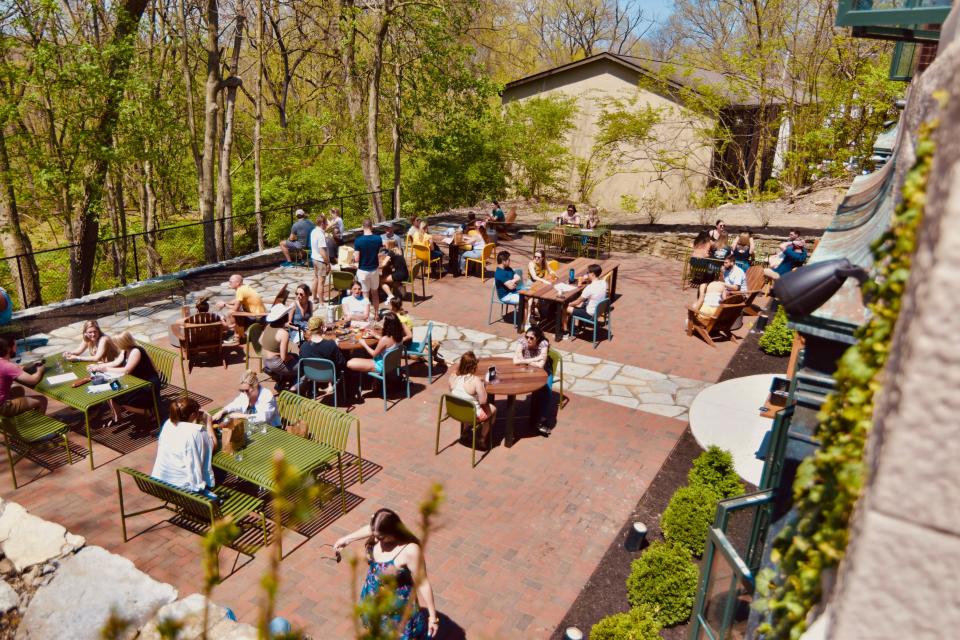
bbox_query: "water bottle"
[568,268,576,284]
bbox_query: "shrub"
[626,542,700,626]
[619,193,639,214]
[758,306,795,356]
[689,446,744,499]
[590,605,662,640]
[661,484,720,556]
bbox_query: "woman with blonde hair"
[212,370,280,426]
[89,331,161,428]
[730,231,755,271]
[65,320,119,363]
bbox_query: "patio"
[1,237,755,637]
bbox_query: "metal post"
[132,235,141,282]
[15,254,27,307]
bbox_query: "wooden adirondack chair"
[687,297,747,347]
[182,322,227,372]
[742,265,767,316]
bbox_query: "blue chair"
[366,347,411,411]
[487,279,521,329]
[406,322,436,384]
[569,298,613,348]
[297,358,339,407]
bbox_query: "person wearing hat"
[279,208,315,265]
[296,316,354,400]
[764,235,808,281]
[259,302,299,391]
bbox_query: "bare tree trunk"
[364,1,390,222]
[200,0,220,263]
[106,169,128,284]
[215,10,244,259]
[143,159,162,276]
[391,58,401,220]
[253,0,265,250]
[0,125,42,307]
[178,0,203,204]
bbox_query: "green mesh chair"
[0,412,73,489]
[245,323,265,372]
[435,394,485,468]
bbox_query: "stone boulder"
[138,594,257,640]
[0,502,85,572]
[16,546,177,640]
[0,578,17,614]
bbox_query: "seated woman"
[152,396,217,497]
[512,326,553,435]
[346,312,406,387]
[689,279,728,322]
[448,350,496,448]
[342,282,373,322]
[690,231,713,259]
[260,303,299,391]
[583,206,600,230]
[555,204,581,227]
[65,320,120,364]
[730,232,755,272]
[711,230,731,259]
[379,241,409,302]
[89,331,161,430]
[286,284,313,343]
[412,219,444,262]
[297,316,353,399]
[387,298,414,344]
[527,250,557,285]
[458,223,489,275]
[212,370,280,427]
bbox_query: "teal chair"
[406,322,436,384]
[366,347,411,411]
[569,298,613,348]
[487,278,522,329]
[298,358,339,407]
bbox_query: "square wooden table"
[519,257,620,342]
[37,356,158,470]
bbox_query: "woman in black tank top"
[87,330,161,428]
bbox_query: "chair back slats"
[186,312,222,325]
[277,391,353,452]
[184,323,225,350]
[136,341,176,387]
[300,358,337,383]
[382,346,404,373]
[246,323,265,357]
[443,394,477,423]
[122,467,217,522]
[745,264,765,291]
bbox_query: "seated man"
[216,274,266,339]
[0,336,47,418]
[764,237,807,281]
[279,209,315,265]
[382,224,404,254]
[494,250,531,326]
[767,230,799,269]
[720,255,747,293]
[564,264,607,337]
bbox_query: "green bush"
[590,605,662,640]
[758,306,795,356]
[689,446,744,499]
[661,484,720,556]
[626,542,700,626]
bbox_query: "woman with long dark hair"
[334,508,439,639]
[346,312,406,377]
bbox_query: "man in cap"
[279,208,315,265]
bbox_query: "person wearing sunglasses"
[211,370,280,427]
[512,325,554,435]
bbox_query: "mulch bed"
[551,325,789,639]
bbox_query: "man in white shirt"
[212,371,280,427]
[564,263,608,338]
[721,255,747,293]
[310,216,330,303]
[328,207,345,244]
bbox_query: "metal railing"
[1,189,394,310]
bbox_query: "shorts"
[284,240,304,250]
[698,305,719,319]
[572,306,593,320]
[0,396,31,417]
[500,292,520,305]
[356,269,379,294]
[313,260,330,277]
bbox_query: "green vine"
[755,112,942,639]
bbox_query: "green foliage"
[503,96,577,198]
[689,446,744,499]
[590,605,662,640]
[759,307,796,356]
[661,484,720,556]
[756,114,942,638]
[626,542,700,626]
[619,194,639,213]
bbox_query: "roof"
[502,52,772,107]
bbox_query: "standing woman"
[89,331,161,428]
[334,508,440,639]
[65,320,120,363]
[287,284,313,343]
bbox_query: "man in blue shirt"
[494,250,531,326]
[764,238,807,280]
[280,209,314,265]
[353,219,384,312]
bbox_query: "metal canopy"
[837,0,952,29]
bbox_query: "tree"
[503,95,577,199]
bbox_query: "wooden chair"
[181,322,226,374]
[464,243,496,281]
[742,265,767,316]
[687,299,747,347]
[0,412,73,489]
[547,227,569,255]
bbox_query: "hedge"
[626,541,699,626]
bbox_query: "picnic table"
[477,357,548,448]
[519,257,620,342]
[533,223,611,259]
[36,356,159,469]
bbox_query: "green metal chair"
[330,270,356,303]
[435,394,484,468]
[298,358,339,406]
[0,411,73,489]
[548,349,566,410]
[569,298,613,348]
[117,467,267,550]
[366,346,410,411]
[137,340,179,393]
[406,322,436,384]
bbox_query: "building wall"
[825,7,960,638]
[502,59,716,211]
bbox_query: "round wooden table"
[477,356,548,448]
[328,324,380,353]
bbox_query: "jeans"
[530,373,554,425]
[459,248,483,272]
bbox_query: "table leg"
[611,266,619,300]
[504,394,518,448]
[554,299,565,343]
[518,296,527,332]
[84,410,95,470]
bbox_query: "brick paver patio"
[1,242,753,638]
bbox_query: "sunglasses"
[239,386,252,392]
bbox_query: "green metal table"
[213,426,342,556]
[37,356,159,470]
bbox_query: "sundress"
[359,545,428,640]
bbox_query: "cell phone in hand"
[487,366,497,382]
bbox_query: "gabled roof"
[503,52,770,108]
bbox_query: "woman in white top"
[152,396,217,495]
[212,370,280,427]
[342,281,372,322]
[65,320,120,363]
[690,280,727,320]
[447,351,496,442]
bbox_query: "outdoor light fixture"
[773,258,869,317]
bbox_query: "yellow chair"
[413,243,444,282]
[547,259,560,275]
[464,243,496,282]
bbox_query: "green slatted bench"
[0,411,73,489]
[277,390,363,487]
[117,467,267,550]
[117,278,186,320]
[136,340,182,395]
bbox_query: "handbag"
[288,415,309,439]
[220,418,246,455]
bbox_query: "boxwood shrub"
[589,605,661,640]
[661,484,720,556]
[688,446,744,499]
[758,305,795,355]
[626,541,699,626]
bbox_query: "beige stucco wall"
[502,59,715,211]
[824,6,960,638]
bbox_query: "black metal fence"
[1,189,395,310]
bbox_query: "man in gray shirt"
[280,209,315,264]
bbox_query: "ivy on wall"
[755,110,943,639]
